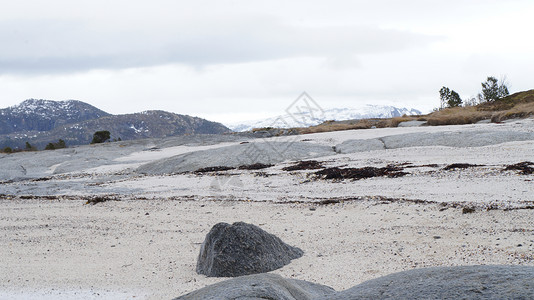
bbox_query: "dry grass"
[425,107,493,126]
[490,102,534,122]
[426,89,534,125]
[296,116,431,134]
[297,120,373,134]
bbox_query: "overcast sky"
[1,0,533,124]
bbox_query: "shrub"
[2,147,12,154]
[25,142,34,150]
[44,139,67,150]
[91,131,111,144]
[56,139,66,149]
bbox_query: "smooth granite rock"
[335,130,534,154]
[196,222,304,277]
[137,141,334,175]
[177,265,534,299]
[174,273,336,300]
[331,265,534,299]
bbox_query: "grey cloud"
[0,17,439,74]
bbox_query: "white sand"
[1,199,533,299]
[1,119,534,299]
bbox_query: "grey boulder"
[196,222,303,277]
[332,265,534,299]
[178,265,534,299]
[174,273,335,300]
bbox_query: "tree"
[439,86,450,109]
[480,76,509,102]
[2,147,12,154]
[447,90,462,108]
[439,86,463,108]
[91,131,111,144]
[464,97,478,107]
[56,139,66,149]
[25,142,36,151]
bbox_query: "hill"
[0,99,110,134]
[0,100,231,149]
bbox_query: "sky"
[0,0,533,125]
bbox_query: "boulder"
[174,273,335,300]
[196,222,303,277]
[331,265,534,299]
[178,265,534,299]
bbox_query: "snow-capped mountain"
[0,99,110,134]
[228,105,422,132]
[0,99,231,149]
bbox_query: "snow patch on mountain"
[227,105,422,132]
[8,99,102,118]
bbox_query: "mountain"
[0,99,110,134]
[50,110,231,144]
[0,100,230,149]
[228,105,422,132]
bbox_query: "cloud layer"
[0,15,437,73]
[1,0,533,123]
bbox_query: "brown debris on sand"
[443,163,484,170]
[314,165,407,180]
[504,161,534,175]
[85,195,120,205]
[282,160,324,171]
[238,163,273,170]
[195,166,235,173]
[462,207,476,214]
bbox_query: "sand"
[1,199,533,299]
[1,118,534,299]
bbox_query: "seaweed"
[238,163,273,170]
[504,161,534,175]
[314,165,407,180]
[443,163,484,170]
[195,166,236,173]
[283,160,324,171]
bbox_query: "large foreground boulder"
[177,265,534,299]
[331,265,534,299]
[196,222,304,277]
[175,273,335,300]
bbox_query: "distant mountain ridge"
[228,105,422,132]
[0,99,110,134]
[0,99,230,149]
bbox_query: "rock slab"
[175,273,335,300]
[179,265,534,299]
[196,222,304,277]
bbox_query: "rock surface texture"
[175,273,335,300]
[178,265,534,299]
[196,222,304,277]
[137,141,334,174]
